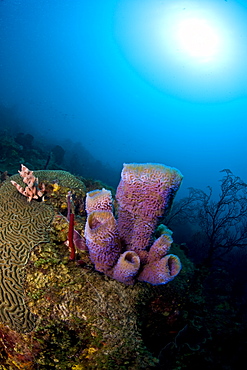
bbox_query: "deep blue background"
[1,0,247,197]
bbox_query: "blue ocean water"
[1,2,247,368]
[0,0,247,196]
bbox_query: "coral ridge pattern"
[0,175,54,332]
[0,169,86,332]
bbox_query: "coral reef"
[2,162,182,334]
[0,139,245,369]
[14,132,34,149]
[0,219,192,369]
[0,163,193,369]
[0,169,86,333]
[0,175,54,332]
[0,130,51,174]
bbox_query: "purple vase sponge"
[137,254,182,285]
[85,188,113,214]
[116,163,183,261]
[113,251,140,285]
[85,210,121,274]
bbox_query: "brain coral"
[0,177,54,332]
[0,169,86,333]
[34,169,86,190]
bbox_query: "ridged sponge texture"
[85,188,113,214]
[148,230,173,263]
[137,254,182,285]
[84,210,121,274]
[116,163,183,219]
[113,251,140,285]
[116,163,183,260]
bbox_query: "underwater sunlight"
[115,0,247,102]
[174,17,221,61]
[0,0,247,368]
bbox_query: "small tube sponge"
[113,251,140,285]
[137,254,182,285]
[148,231,173,263]
[84,210,121,274]
[85,188,113,214]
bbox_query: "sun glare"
[175,18,220,61]
[116,0,247,101]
